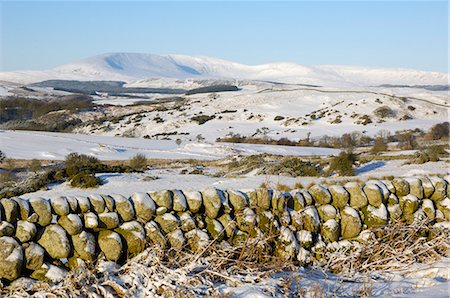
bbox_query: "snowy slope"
[0,52,447,86]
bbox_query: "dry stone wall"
[0,176,449,282]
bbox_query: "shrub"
[266,158,322,177]
[374,106,396,118]
[70,170,102,188]
[426,122,449,140]
[28,159,42,173]
[0,151,5,163]
[406,145,448,164]
[329,151,357,176]
[191,115,215,125]
[129,153,147,172]
[66,153,100,169]
[371,137,388,154]
[274,116,285,121]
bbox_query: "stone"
[400,194,419,215]
[387,193,399,205]
[301,206,320,233]
[172,190,188,212]
[289,209,303,230]
[290,190,305,211]
[0,236,23,281]
[317,204,337,221]
[363,183,384,207]
[72,231,96,261]
[231,229,248,246]
[422,199,435,221]
[300,190,314,206]
[144,221,167,248]
[387,204,402,222]
[404,177,424,199]
[149,190,173,210]
[15,220,37,243]
[436,197,450,220]
[154,213,180,233]
[297,230,313,249]
[184,191,203,213]
[65,195,79,213]
[340,207,362,239]
[202,188,222,219]
[156,207,167,215]
[23,242,45,271]
[419,177,435,199]
[98,212,120,230]
[362,204,388,227]
[37,224,71,259]
[429,177,447,202]
[29,198,52,226]
[277,227,299,260]
[88,194,105,214]
[205,217,225,241]
[257,210,274,233]
[297,247,311,264]
[217,213,236,238]
[228,190,249,211]
[50,196,70,216]
[115,221,146,257]
[76,196,91,213]
[367,180,390,202]
[392,178,410,196]
[0,221,15,236]
[131,192,156,223]
[256,188,273,210]
[236,207,257,235]
[345,182,368,209]
[167,229,185,250]
[98,230,123,262]
[381,179,396,194]
[58,214,83,235]
[102,195,115,212]
[179,212,196,232]
[84,212,99,229]
[279,209,291,226]
[357,230,376,244]
[185,229,210,251]
[112,194,135,222]
[1,198,19,224]
[30,263,67,283]
[328,185,349,209]
[245,189,258,208]
[12,197,31,220]
[321,219,340,243]
[271,190,285,211]
[219,189,232,214]
[308,185,332,205]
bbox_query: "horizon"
[0,1,448,73]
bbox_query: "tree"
[397,132,418,150]
[329,151,357,176]
[129,153,147,172]
[426,122,449,140]
[28,159,42,173]
[371,137,388,154]
[0,151,5,164]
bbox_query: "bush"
[70,170,102,188]
[191,115,215,125]
[329,151,357,176]
[66,153,100,170]
[406,146,448,164]
[0,151,5,164]
[129,153,147,172]
[426,122,449,140]
[371,137,388,154]
[374,106,396,118]
[28,159,42,173]
[266,158,322,177]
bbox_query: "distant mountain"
[0,52,448,87]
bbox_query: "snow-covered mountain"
[0,52,448,86]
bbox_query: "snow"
[131,192,156,212]
[303,206,320,224]
[343,206,360,218]
[367,204,388,220]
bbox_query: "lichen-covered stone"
[29,198,52,227]
[217,213,235,238]
[321,219,340,243]
[404,177,424,199]
[185,229,210,251]
[184,191,203,213]
[301,206,320,233]
[279,209,291,226]
[205,217,225,241]
[429,177,447,202]
[1,198,19,224]
[131,192,156,223]
[219,189,232,214]
[112,194,135,222]
[341,207,362,239]
[231,229,248,246]
[30,263,67,283]
[179,212,196,232]
[50,196,70,216]
[363,183,384,207]
[257,210,274,233]
[0,221,15,236]
[381,179,396,194]
[387,193,399,206]
[0,236,23,281]
[72,231,96,261]
[98,230,122,262]
[12,197,30,220]
[65,195,79,213]
[277,227,299,260]
[290,190,305,211]
[167,229,185,250]
[362,204,388,227]
[102,195,115,212]
[84,212,99,229]
[272,190,286,212]
[300,190,314,206]
[155,213,180,233]
[328,185,349,210]
[436,197,450,220]
[202,188,222,219]
[58,214,83,235]
[419,177,435,199]
[149,190,173,210]
[97,212,120,230]
[37,224,71,259]
[144,221,167,248]
[289,209,303,230]
[156,207,167,215]
[16,220,37,243]
[308,185,332,205]
[392,178,410,196]
[115,221,145,257]
[387,204,402,222]
[228,190,249,211]
[256,188,273,210]
[76,196,91,213]
[357,230,376,244]
[297,230,313,248]
[400,194,419,215]
[236,207,257,235]
[172,190,188,212]
[317,204,337,221]
[23,242,45,271]
[422,199,435,221]
[345,182,368,209]
[88,194,105,214]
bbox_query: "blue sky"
[0,1,448,72]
